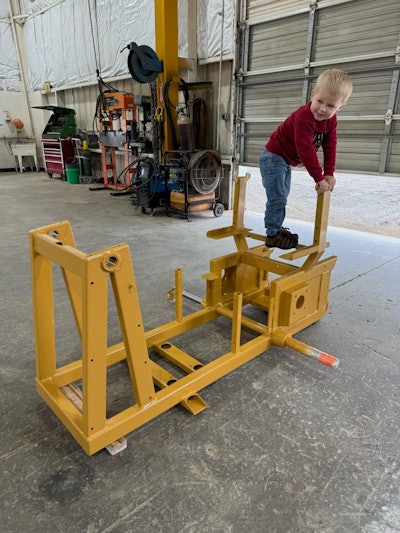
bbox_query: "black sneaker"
[265,227,298,249]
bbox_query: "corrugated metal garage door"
[234,0,400,174]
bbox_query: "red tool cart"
[33,106,77,179]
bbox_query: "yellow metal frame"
[154,0,180,152]
[29,175,338,455]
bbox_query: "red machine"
[96,92,136,190]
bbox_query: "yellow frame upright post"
[154,0,180,152]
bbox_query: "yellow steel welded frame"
[29,175,339,455]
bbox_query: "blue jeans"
[259,148,292,236]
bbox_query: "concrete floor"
[1,171,399,533]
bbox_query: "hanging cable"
[88,0,101,76]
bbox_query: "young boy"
[259,69,353,249]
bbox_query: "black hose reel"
[126,42,163,83]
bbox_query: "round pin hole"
[105,255,119,268]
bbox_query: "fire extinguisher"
[13,118,24,130]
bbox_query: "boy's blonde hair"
[314,69,353,104]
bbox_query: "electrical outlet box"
[4,111,11,121]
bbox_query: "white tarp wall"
[0,0,20,91]
[197,0,235,60]
[0,0,234,92]
[23,0,155,90]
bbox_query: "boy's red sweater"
[265,102,337,183]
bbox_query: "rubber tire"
[213,203,224,217]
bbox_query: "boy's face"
[310,88,346,121]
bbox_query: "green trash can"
[66,165,80,184]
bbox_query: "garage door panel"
[316,0,400,35]
[389,142,400,173]
[249,15,309,71]
[339,122,386,138]
[392,121,400,135]
[337,140,383,172]
[241,84,304,117]
[316,1,399,58]
[347,77,393,115]
[241,71,306,88]
[238,123,269,163]
[242,101,302,119]
[235,0,400,174]
[247,0,310,21]
[243,141,265,164]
